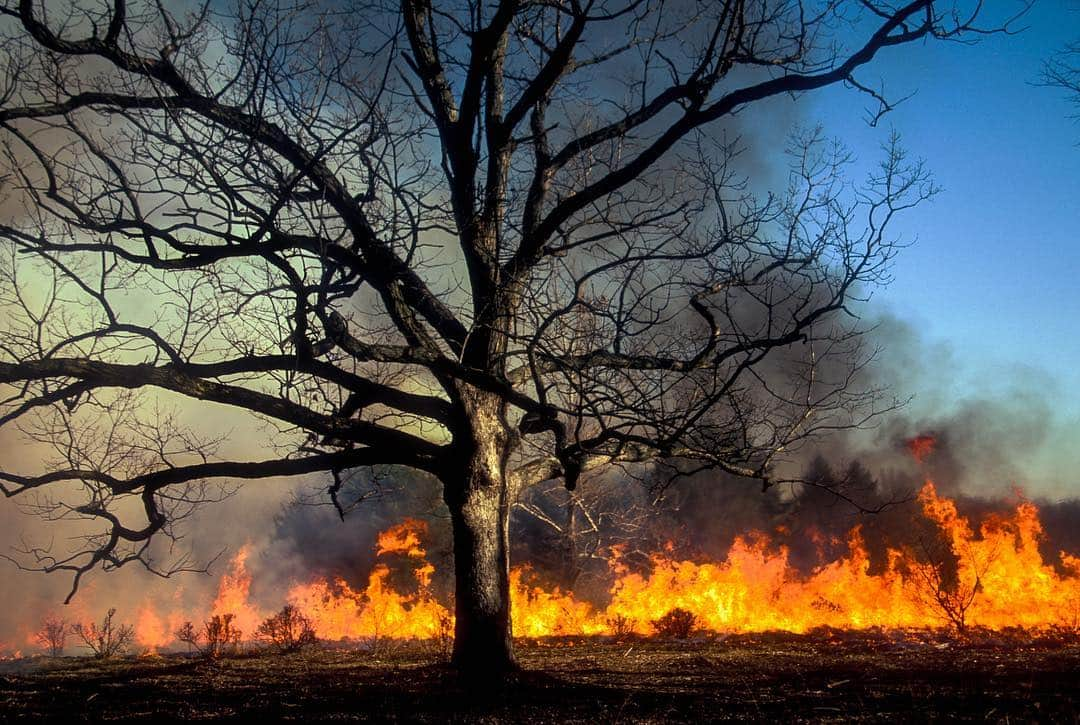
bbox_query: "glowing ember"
[906,434,937,463]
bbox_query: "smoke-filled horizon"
[0,0,1076,656]
[1,304,1077,652]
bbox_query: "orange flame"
[135,605,168,651]
[518,482,1080,635]
[376,518,429,558]
[209,544,266,638]
[28,485,1080,653]
[511,567,604,637]
[907,434,937,463]
[288,519,450,640]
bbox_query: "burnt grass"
[1,630,1078,722]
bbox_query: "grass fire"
[2,480,1079,720]
[2,0,1079,720]
[8,480,1079,654]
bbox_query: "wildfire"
[376,518,429,558]
[204,519,448,642]
[287,565,449,641]
[135,606,171,651]
[588,483,1080,634]
[511,568,604,637]
[209,545,265,638]
[906,434,937,464]
[31,484,1080,654]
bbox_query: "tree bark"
[443,389,517,675]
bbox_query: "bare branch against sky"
[0,0,1028,673]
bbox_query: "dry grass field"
[1,631,1078,722]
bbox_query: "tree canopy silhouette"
[0,0,1022,673]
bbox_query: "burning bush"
[653,608,697,639]
[905,501,999,636]
[256,605,318,653]
[34,616,67,656]
[71,608,134,659]
[909,558,983,635]
[176,614,242,658]
[606,614,634,640]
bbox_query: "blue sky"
[804,2,1080,423]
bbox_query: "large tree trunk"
[443,389,517,675]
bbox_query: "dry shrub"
[256,605,318,653]
[176,614,242,658]
[428,612,454,661]
[606,614,634,640]
[653,608,697,639]
[71,608,134,658]
[907,548,986,636]
[1060,595,1080,634]
[35,616,67,656]
[366,633,401,658]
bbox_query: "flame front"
[532,483,1080,635]
[34,483,1080,653]
[203,521,452,643]
[209,545,265,638]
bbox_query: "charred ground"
[1,631,1077,722]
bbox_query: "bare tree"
[255,605,318,654]
[1043,40,1080,123]
[0,1,1024,674]
[70,607,134,659]
[34,614,67,656]
[908,532,997,635]
[176,613,242,659]
[513,471,665,588]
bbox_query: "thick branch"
[0,446,441,498]
[0,358,438,454]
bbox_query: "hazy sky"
[810,1,1080,420]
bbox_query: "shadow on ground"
[2,634,1078,721]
